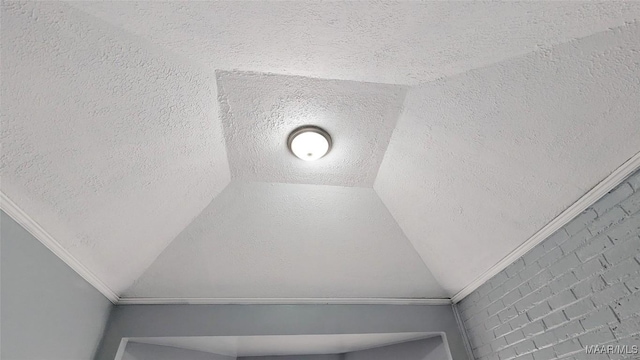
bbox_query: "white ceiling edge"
[452,150,640,303]
[0,191,119,304]
[117,297,451,305]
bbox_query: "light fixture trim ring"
[287,125,332,160]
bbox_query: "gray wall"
[344,337,447,360]
[123,342,234,360]
[1,210,113,360]
[96,304,468,360]
[457,170,640,360]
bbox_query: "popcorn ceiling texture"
[375,22,640,295]
[217,70,405,187]
[457,170,640,360]
[0,2,230,294]
[1,1,640,300]
[69,1,640,85]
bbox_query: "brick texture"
[457,171,640,360]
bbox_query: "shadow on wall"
[122,342,233,360]
[122,336,448,360]
[339,336,447,360]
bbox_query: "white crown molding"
[0,192,120,304]
[452,151,640,303]
[117,297,452,305]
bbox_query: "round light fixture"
[287,126,332,161]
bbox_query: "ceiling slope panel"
[0,2,230,294]
[218,70,405,187]
[69,1,640,85]
[124,182,446,299]
[375,22,640,295]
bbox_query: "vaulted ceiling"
[2,1,640,302]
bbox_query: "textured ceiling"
[131,333,438,357]
[375,22,640,294]
[125,182,444,298]
[1,1,230,294]
[218,70,405,187]
[68,1,640,85]
[1,1,640,301]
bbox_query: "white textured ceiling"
[68,1,640,85]
[218,70,404,187]
[1,1,640,300]
[375,22,640,294]
[130,333,437,357]
[1,1,230,294]
[125,182,443,298]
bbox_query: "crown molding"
[0,192,120,304]
[117,297,452,305]
[452,151,640,303]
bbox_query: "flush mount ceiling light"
[287,126,332,161]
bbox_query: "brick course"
[457,170,640,360]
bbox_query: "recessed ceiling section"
[124,182,445,299]
[217,70,405,187]
[130,333,440,357]
[375,22,640,295]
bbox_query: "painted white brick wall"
[456,170,640,360]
